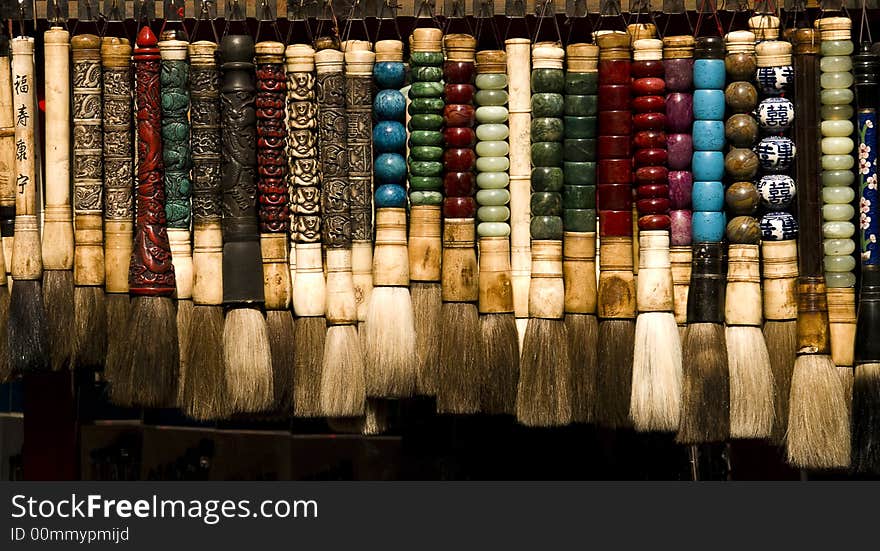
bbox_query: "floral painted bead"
[756,136,796,173]
[756,97,794,133]
[757,174,796,209]
[755,65,793,95]
[760,211,799,241]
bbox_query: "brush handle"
[479,236,514,314]
[408,205,441,281]
[286,44,320,245]
[189,40,222,306]
[827,286,856,366]
[42,28,73,272]
[475,49,510,239]
[563,231,597,314]
[530,42,565,241]
[130,26,175,295]
[670,245,691,324]
[796,276,831,354]
[219,34,262,305]
[686,242,726,324]
[0,38,14,257]
[315,47,350,250]
[103,38,134,295]
[856,43,879,267]
[441,219,478,303]
[597,237,636,319]
[636,230,674,312]
[856,267,880,363]
[725,243,762,326]
[374,208,409,287]
[11,37,40,281]
[507,38,532,322]
[529,240,564,319]
[761,240,798,320]
[256,41,290,311]
[663,35,695,248]
[71,34,105,287]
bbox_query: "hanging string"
[594,0,629,35]
[375,0,403,41]
[286,0,315,45]
[474,0,503,49]
[723,0,752,34]
[414,0,443,30]
[341,0,371,46]
[255,0,284,43]
[660,0,694,39]
[443,0,475,37]
[693,0,725,37]
[191,0,220,44]
[314,0,341,46]
[563,1,594,45]
[533,0,563,45]
[859,0,872,45]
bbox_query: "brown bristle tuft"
[9,279,49,373]
[363,287,417,398]
[516,318,572,427]
[412,282,441,396]
[320,324,366,417]
[103,294,130,383]
[596,319,634,428]
[565,313,597,424]
[764,320,796,445]
[677,323,729,445]
[0,288,10,382]
[480,313,519,416]
[182,304,229,420]
[292,316,325,417]
[223,307,273,414]
[726,325,775,439]
[267,310,295,409]
[72,286,107,369]
[43,270,74,371]
[438,302,483,414]
[175,299,193,407]
[853,363,880,473]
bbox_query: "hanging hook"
[533,0,562,44]
[375,0,403,41]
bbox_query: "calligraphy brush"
[0,34,13,380]
[786,27,849,469]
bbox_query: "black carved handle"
[315,46,350,249]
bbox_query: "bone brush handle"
[42,27,73,273]
[0,37,15,273]
[129,26,175,296]
[506,38,531,322]
[102,38,134,295]
[11,36,40,281]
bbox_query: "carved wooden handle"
[285,44,319,245]
[11,37,40,281]
[159,38,192,232]
[315,47,350,250]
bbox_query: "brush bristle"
[764,320,796,445]
[72,286,107,370]
[110,296,179,408]
[726,325,775,439]
[786,354,850,469]
[412,282,441,396]
[596,319,635,428]
[182,304,229,420]
[9,279,49,373]
[103,294,130,383]
[293,316,325,417]
[43,270,74,371]
[853,363,880,474]
[267,309,295,409]
[176,299,193,407]
[0,287,10,382]
[516,318,572,427]
[363,287,417,398]
[677,323,729,444]
[481,313,519,415]
[438,302,483,414]
[223,307,274,414]
[631,312,682,432]
[320,324,366,417]
[565,314,597,423]
[362,398,389,435]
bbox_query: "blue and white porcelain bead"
[757,174,796,209]
[693,59,727,89]
[373,61,407,89]
[692,120,726,151]
[374,152,407,185]
[691,181,725,211]
[756,136,796,172]
[692,211,727,242]
[373,120,407,153]
[756,97,794,133]
[692,151,725,181]
[375,183,407,208]
[755,65,793,96]
[760,211,799,241]
[373,89,407,121]
[693,89,726,120]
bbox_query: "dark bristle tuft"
[182,304,229,420]
[677,323,729,445]
[292,316,325,417]
[103,294,130,383]
[438,302,483,414]
[176,299,193,407]
[853,363,880,474]
[72,286,107,369]
[267,309,296,409]
[596,319,634,428]
[480,313,519,415]
[43,270,74,371]
[0,287,10,382]
[9,279,49,373]
[412,282,441,396]
[516,318,572,427]
[764,320,796,445]
[566,313,598,424]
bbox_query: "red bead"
[443,104,475,127]
[633,112,667,130]
[444,83,475,104]
[443,148,476,172]
[444,127,476,148]
[632,77,666,96]
[631,59,665,78]
[597,159,632,184]
[598,135,631,159]
[598,110,632,136]
[597,183,633,211]
[634,166,668,185]
[598,209,633,237]
[631,95,665,113]
[443,172,476,196]
[598,59,631,85]
[638,214,672,230]
[634,148,668,167]
[636,184,669,199]
[633,130,666,149]
[636,197,671,214]
[444,196,477,218]
[597,85,630,111]
[444,61,476,84]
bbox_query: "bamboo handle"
[479,236,514,314]
[725,243,763,326]
[11,37,40,281]
[507,38,531,320]
[325,248,357,324]
[0,39,15,260]
[441,219,478,302]
[292,242,325,316]
[636,230,674,312]
[669,245,692,324]
[409,204,442,281]
[597,236,636,319]
[563,231,597,314]
[761,240,798,321]
[529,240,564,319]
[373,208,409,287]
[796,276,831,354]
[826,287,856,366]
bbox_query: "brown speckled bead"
[725,114,759,148]
[724,181,759,215]
[724,81,758,113]
[725,215,761,244]
[724,147,759,181]
[725,52,757,81]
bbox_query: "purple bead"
[670,209,693,246]
[664,58,694,92]
[666,133,693,170]
[668,171,693,209]
[665,93,693,133]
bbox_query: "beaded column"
[818,17,857,371]
[663,35,695,330]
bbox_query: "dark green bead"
[410,146,444,161]
[530,216,564,240]
[530,192,562,216]
[563,185,596,209]
[531,93,565,118]
[409,130,444,147]
[409,114,444,130]
[531,142,564,167]
[531,68,565,93]
[410,51,445,66]
[410,81,444,98]
[563,116,597,139]
[565,71,598,95]
[409,161,443,177]
[564,95,597,117]
[409,97,445,114]
[531,167,564,192]
[563,139,596,162]
[564,209,597,232]
[531,117,564,142]
[409,176,443,190]
[410,65,443,82]
[563,162,596,186]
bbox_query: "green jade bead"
[563,139,596,162]
[564,116,597,138]
[563,185,596,209]
[476,189,510,206]
[475,140,509,157]
[821,119,854,137]
[410,190,443,205]
[531,142,564,167]
[411,65,444,82]
[531,93,564,118]
[409,161,443,177]
[477,206,510,222]
[410,97,446,113]
[821,40,854,56]
[410,81,445,98]
[823,221,855,238]
[411,146,444,161]
[476,156,509,173]
[822,169,855,187]
[474,89,508,106]
[477,172,509,189]
[410,130,444,147]
[824,238,856,256]
[475,106,509,123]
[822,104,854,120]
[565,95,598,116]
[821,56,853,72]
[409,176,443,191]
[531,192,562,216]
[531,117,564,142]
[531,167,564,191]
[564,209,597,232]
[409,114,444,130]
[821,88,854,105]
[478,222,511,237]
[822,186,855,204]
[410,51,445,66]
[532,68,565,93]
[826,272,857,288]
[824,254,856,272]
[476,123,509,141]
[820,71,854,89]
[565,72,598,94]
[475,73,508,90]
[530,216,563,239]
[822,203,855,221]
[564,162,596,186]
[822,154,854,170]
[821,137,854,155]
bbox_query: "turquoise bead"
[475,106,509,123]
[475,89,508,106]
[410,190,443,205]
[531,167,564,191]
[477,206,510,222]
[693,89,725,120]
[694,59,726,89]
[476,189,510,206]
[410,146,444,161]
[375,184,407,208]
[374,153,407,185]
[692,211,727,242]
[476,123,509,141]
[409,130,444,147]
[475,73,507,90]
[692,120,726,151]
[475,140,509,157]
[476,156,509,173]
[477,222,511,237]
[563,162,596,186]
[691,181,725,211]
[476,172,509,189]
[692,151,725,181]
[373,121,407,153]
